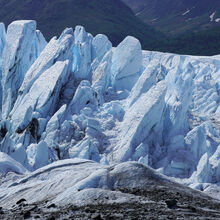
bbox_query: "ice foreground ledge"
[0,157,217,208]
[0,20,219,196]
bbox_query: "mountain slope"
[0,0,163,48]
[1,0,220,55]
[122,0,220,35]
[153,27,220,55]
[122,0,220,55]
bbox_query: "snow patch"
[210,12,216,22]
[182,9,190,16]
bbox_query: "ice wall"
[0,20,219,191]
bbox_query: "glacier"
[0,20,220,206]
[0,158,173,208]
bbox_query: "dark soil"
[2,184,220,220]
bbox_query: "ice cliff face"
[0,20,220,194]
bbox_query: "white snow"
[135,9,145,16]
[210,12,216,22]
[182,9,190,16]
[151,18,158,22]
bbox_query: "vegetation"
[0,0,164,48]
[0,0,220,55]
[155,27,220,56]
[122,0,220,35]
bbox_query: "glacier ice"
[0,23,6,113]
[10,60,69,132]
[17,28,74,106]
[73,26,93,80]
[111,36,142,91]
[109,81,167,163]
[0,152,28,175]
[0,20,220,201]
[1,21,41,119]
[26,141,49,170]
[92,34,112,65]
[0,159,173,208]
[0,22,5,58]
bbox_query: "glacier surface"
[0,20,220,203]
[0,158,175,208]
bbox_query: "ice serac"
[91,34,112,98]
[26,141,49,170]
[91,34,112,71]
[163,57,194,143]
[127,62,159,107]
[0,23,6,58]
[111,36,142,91]
[69,138,100,162]
[0,152,28,175]
[0,23,6,112]
[111,81,167,163]
[209,146,220,183]
[11,60,69,131]
[31,30,47,60]
[92,50,112,103]
[68,80,99,115]
[17,28,74,105]
[73,26,93,80]
[1,20,37,119]
[43,104,67,149]
[92,34,111,61]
